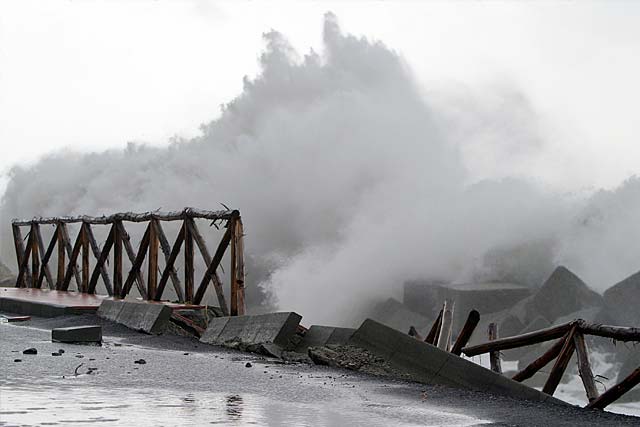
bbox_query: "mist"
[1,14,639,326]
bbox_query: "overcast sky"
[1,1,639,192]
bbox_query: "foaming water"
[0,383,489,427]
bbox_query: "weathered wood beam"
[156,222,185,302]
[154,220,184,302]
[230,218,238,316]
[30,224,39,288]
[587,367,640,410]
[56,224,65,289]
[573,331,599,402]
[542,325,578,396]
[512,335,567,382]
[462,321,574,357]
[195,220,234,310]
[117,221,148,299]
[33,224,54,289]
[147,219,159,300]
[81,223,89,293]
[184,219,194,303]
[12,224,31,287]
[12,208,238,226]
[85,223,113,295]
[121,223,151,299]
[578,321,640,342]
[59,223,82,289]
[189,218,228,314]
[234,217,245,316]
[37,226,59,289]
[113,221,123,297]
[488,323,502,374]
[88,224,115,294]
[425,309,443,345]
[451,310,480,356]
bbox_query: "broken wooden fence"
[462,319,640,409]
[11,208,245,315]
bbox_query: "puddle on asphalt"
[0,383,490,426]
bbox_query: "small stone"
[134,359,146,365]
[183,353,189,355]
[14,359,22,362]
[23,348,37,355]
[245,362,252,368]
[52,352,61,356]
[75,355,84,358]
[58,349,65,354]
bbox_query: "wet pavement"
[1,314,638,426]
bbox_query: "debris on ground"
[22,348,37,355]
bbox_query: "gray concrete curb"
[97,300,171,334]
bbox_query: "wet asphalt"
[0,314,638,426]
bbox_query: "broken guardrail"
[461,319,640,410]
[11,207,245,315]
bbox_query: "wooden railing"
[11,208,245,315]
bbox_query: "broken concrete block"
[200,312,302,351]
[604,270,640,327]
[52,325,102,343]
[348,319,564,404]
[97,300,171,334]
[295,325,355,352]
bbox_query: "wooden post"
[587,367,640,410]
[512,335,567,382]
[184,218,194,303]
[56,223,65,289]
[542,325,577,396]
[230,218,238,316]
[573,331,599,402]
[30,224,39,288]
[12,224,31,287]
[61,227,85,291]
[425,309,443,345]
[81,223,89,293]
[234,217,245,315]
[488,323,502,374]
[15,229,33,288]
[113,221,123,298]
[451,310,480,356]
[147,219,159,300]
[195,221,233,310]
[437,300,454,351]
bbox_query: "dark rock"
[530,266,602,323]
[23,348,37,355]
[245,362,252,368]
[308,346,339,367]
[14,359,22,362]
[52,352,62,356]
[134,359,146,365]
[58,349,65,354]
[604,270,640,327]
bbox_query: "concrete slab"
[200,312,302,350]
[52,325,102,343]
[348,319,563,404]
[97,300,171,334]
